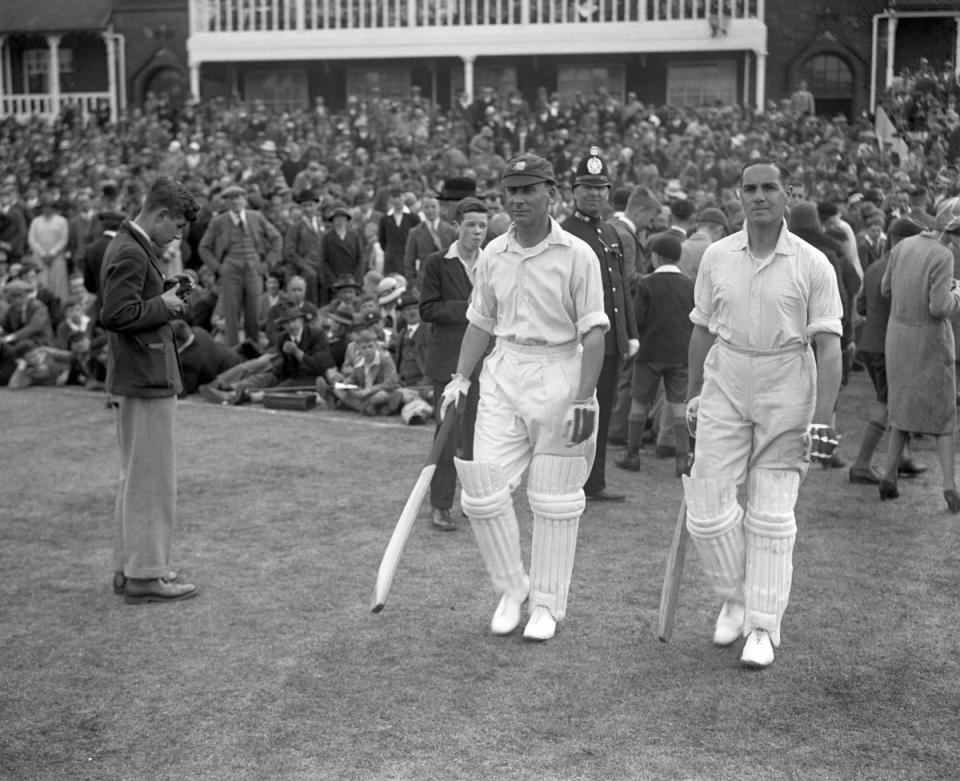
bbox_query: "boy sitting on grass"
[332,326,402,415]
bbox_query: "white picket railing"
[191,0,759,32]
[1,92,111,122]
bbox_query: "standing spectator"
[403,194,455,288]
[419,196,489,531]
[282,188,324,305]
[320,202,365,298]
[378,185,420,277]
[848,217,927,484]
[0,184,29,262]
[615,233,694,478]
[439,153,608,642]
[83,211,126,299]
[27,193,70,304]
[789,80,816,118]
[685,159,843,669]
[561,147,638,502]
[198,184,282,347]
[678,207,727,280]
[100,176,200,604]
[67,188,100,274]
[879,198,960,511]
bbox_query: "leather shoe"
[431,507,456,531]
[523,605,557,642]
[614,453,641,472]
[124,578,198,604]
[848,466,882,485]
[586,488,625,502]
[713,601,744,647]
[945,489,960,514]
[740,628,775,668]
[878,479,899,500]
[490,576,529,635]
[113,570,178,595]
[898,457,928,477]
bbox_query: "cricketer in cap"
[437,152,609,642]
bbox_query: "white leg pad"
[526,455,588,621]
[456,458,526,598]
[682,475,746,605]
[744,469,800,647]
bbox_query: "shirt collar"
[730,220,799,258]
[498,217,575,254]
[616,214,637,232]
[653,264,682,274]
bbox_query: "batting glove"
[685,396,700,438]
[805,423,839,465]
[563,398,598,446]
[440,373,470,419]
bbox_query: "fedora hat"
[437,177,478,201]
[221,184,245,198]
[273,297,305,324]
[325,201,352,220]
[332,273,361,291]
[295,188,319,204]
[397,290,419,310]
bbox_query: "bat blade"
[370,410,458,613]
[657,497,689,642]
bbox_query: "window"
[805,54,853,97]
[245,69,308,111]
[23,48,73,93]
[667,60,737,107]
[346,68,412,102]
[557,65,624,104]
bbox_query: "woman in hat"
[320,202,364,299]
[27,193,70,304]
[879,197,960,511]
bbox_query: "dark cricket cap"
[501,154,556,186]
[648,233,683,263]
[574,146,611,187]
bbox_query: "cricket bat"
[370,408,458,613]
[657,497,689,642]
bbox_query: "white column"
[743,50,750,109]
[755,50,766,114]
[462,54,475,104]
[955,17,960,80]
[103,32,118,125]
[190,64,201,103]
[869,14,879,113]
[885,14,897,88]
[294,0,305,29]
[47,34,62,120]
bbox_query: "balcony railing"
[191,0,759,32]
[1,92,111,122]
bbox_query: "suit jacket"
[68,212,100,266]
[283,218,323,275]
[100,221,183,397]
[179,326,239,394]
[610,216,643,292]
[562,211,637,358]
[419,248,472,383]
[198,209,282,276]
[378,212,420,276]
[320,228,364,288]
[403,221,457,285]
[395,321,431,386]
[2,296,53,346]
[275,323,335,383]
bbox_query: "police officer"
[561,147,639,501]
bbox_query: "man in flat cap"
[439,153,609,641]
[198,184,282,347]
[561,146,639,502]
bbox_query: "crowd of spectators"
[2,61,959,417]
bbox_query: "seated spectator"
[259,272,284,332]
[332,326,402,415]
[172,319,246,395]
[199,297,339,405]
[319,273,363,321]
[0,278,54,385]
[393,290,434,424]
[55,299,92,350]
[264,275,318,347]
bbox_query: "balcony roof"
[0,0,112,34]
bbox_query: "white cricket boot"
[523,605,557,642]
[490,575,529,636]
[713,601,746,647]
[740,628,775,668]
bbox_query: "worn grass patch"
[1,375,958,780]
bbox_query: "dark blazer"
[320,228,364,288]
[283,218,323,276]
[419,248,473,383]
[1,296,53,346]
[275,323,335,383]
[100,221,182,397]
[179,326,239,394]
[378,212,420,276]
[403,221,457,285]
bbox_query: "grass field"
[2,371,959,780]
